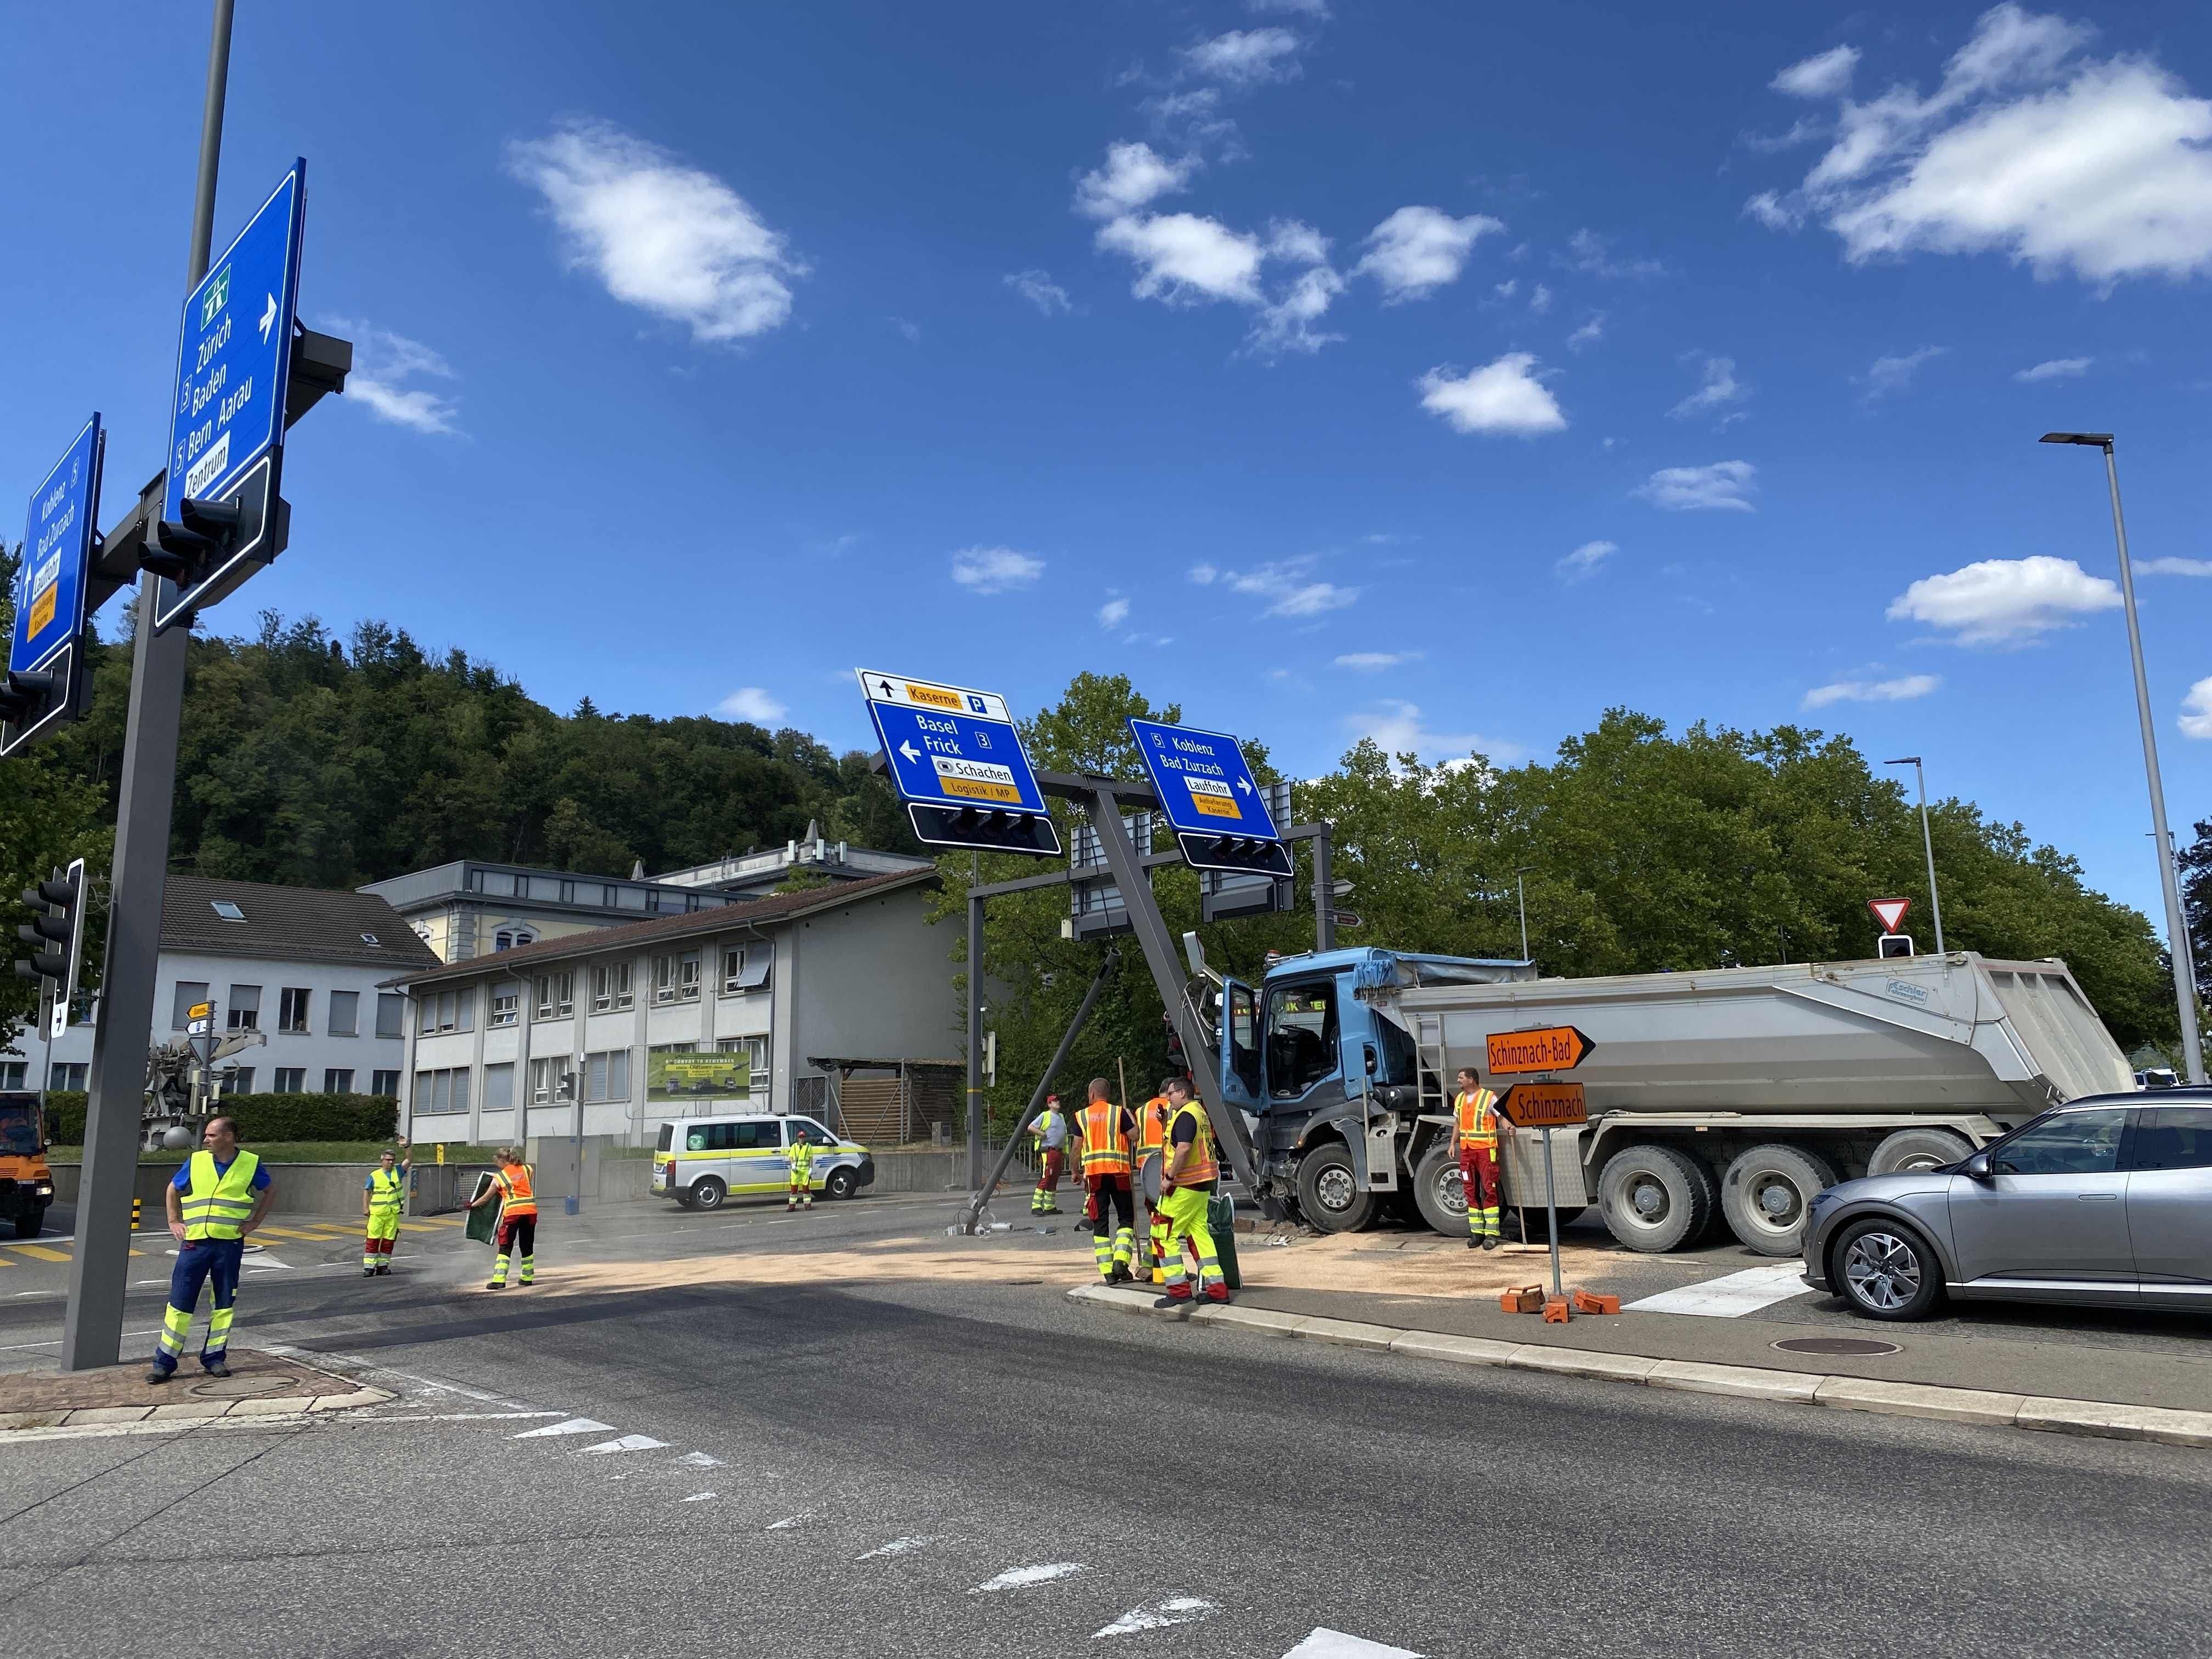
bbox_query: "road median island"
[0,1351,391,1435]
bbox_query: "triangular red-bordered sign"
[1868,898,1911,934]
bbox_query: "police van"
[653,1112,874,1210]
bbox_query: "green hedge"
[42,1092,398,1146]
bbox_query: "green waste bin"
[1207,1190,1241,1291]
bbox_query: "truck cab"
[1213,949,1534,1231]
[0,1093,56,1239]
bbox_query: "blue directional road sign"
[156,159,306,629]
[1127,717,1291,876]
[857,668,1060,856]
[3,415,105,756]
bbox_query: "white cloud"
[1860,345,1948,399]
[1802,673,1941,709]
[1005,269,1072,315]
[950,546,1046,594]
[1563,227,1667,279]
[1743,190,1803,232]
[1267,219,1331,265]
[1334,651,1421,670]
[1074,142,1193,220]
[1347,700,1519,765]
[1494,280,1519,300]
[1096,212,1265,304]
[1353,206,1504,301]
[2182,678,2212,738]
[1528,282,1553,314]
[1418,353,1567,436]
[2138,557,2212,577]
[1204,557,1359,618]
[1634,460,1757,512]
[1668,355,1750,420]
[1757,5,2212,284]
[1097,597,1131,629]
[2014,355,2092,381]
[331,321,462,435]
[506,119,805,343]
[1886,554,2121,645]
[1567,312,1607,351]
[716,687,787,724]
[1556,539,1618,581]
[1250,266,1345,356]
[1188,563,1220,585]
[1181,27,1304,86]
[1773,44,1861,100]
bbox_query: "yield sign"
[1869,898,1911,934]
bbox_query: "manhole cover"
[187,1375,296,1400]
[1772,1336,1901,1358]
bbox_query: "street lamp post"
[1883,758,1945,957]
[2040,433,2205,1084]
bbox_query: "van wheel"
[1719,1145,1836,1256]
[689,1177,727,1212]
[1867,1128,1972,1176]
[1295,1144,1374,1233]
[1598,1144,1716,1253]
[823,1167,858,1201]
[1410,1145,1465,1237]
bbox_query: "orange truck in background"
[0,1092,56,1239]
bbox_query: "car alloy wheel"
[1842,1228,1921,1312]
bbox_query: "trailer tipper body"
[1209,947,2132,1256]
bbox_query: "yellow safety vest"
[789,1138,817,1175]
[368,1166,404,1214]
[1079,1101,1131,1176]
[1164,1102,1218,1187]
[1455,1088,1500,1151]
[182,1150,261,1241]
[1136,1097,1170,1160]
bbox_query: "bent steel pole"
[957,951,1116,1233]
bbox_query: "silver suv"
[1801,1092,2212,1321]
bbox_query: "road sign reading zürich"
[1126,717,1291,877]
[3,415,104,756]
[858,669,1060,857]
[155,159,307,630]
[1486,1024,1595,1075]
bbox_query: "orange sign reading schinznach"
[1498,1081,1588,1129]
[1485,1025,1596,1075]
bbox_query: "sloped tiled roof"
[387,866,941,988]
[161,876,441,972]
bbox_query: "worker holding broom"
[1153,1076,1232,1307]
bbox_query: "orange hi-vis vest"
[1136,1097,1170,1159]
[1165,1101,1219,1187]
[1079,1101,1132,1176]
[495,1163,538,1220]
[1455,1088,1500,1151]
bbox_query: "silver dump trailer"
[1391,952,2132,1255]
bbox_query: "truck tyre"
[14,1207,42,1239]
[1295,1144,1374,1234]
[1410,1144,1466,1237]
[1719,1144,1836,1256]
[689,1176,727,1212]
[1597,1144,1715,1254]
[1867,1128,1972,1176]
[1830,1216,1946,1321]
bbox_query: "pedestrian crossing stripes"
[1625,1262,1811,1317]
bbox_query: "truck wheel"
[14,1208,42,1240]
[1597,1144,1715,1254]
[1831,1217,1946,1321]
[1410,1145,1466,1237]
[1719,1144,1836,1256]
[1295,1144,1374,1233]
[689,1176,727,1212]
[1867,1128,1972,1176]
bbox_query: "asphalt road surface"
[3,1194,2208,1657]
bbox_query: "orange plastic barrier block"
[1499,1285,1545,1313]
[1542,1297,1572,1323]
[1572,1290,1621,1316]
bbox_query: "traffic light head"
[13,862,87,1041]
[1877,933,1915,960]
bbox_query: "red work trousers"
[1459,1147,1501,1239]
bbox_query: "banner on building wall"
[647,1051,751,1103]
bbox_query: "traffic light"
[143,484,290,630]
[15,859,87,1042]
[1877,933,1915,960]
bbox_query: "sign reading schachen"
[12,415,103,678]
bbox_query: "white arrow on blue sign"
[1127,718,1280,841]
[857,668,1047,816]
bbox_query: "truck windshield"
[0,1100,39,1156]
[1264,980,1339,1098]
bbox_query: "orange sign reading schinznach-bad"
[1486,1025,1596,1075]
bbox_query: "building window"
[653,951,701,1004]
[530,1056,573,1105]
[217,1067,254,1096]
[211,899,246,922]
[584,1049,631,1103]
[720,949,744,993]
[415,1068,472,1114]
[495,931,512,952]
[273,1067,306,1093]
[717,1035,771,1094]
[534,972,574,1020]
[591,961,634,1013]
[418,989,474,1035]
[172,981,211,1030]
[370,1070,401,1098]
[0,1062,24,1090]
[278,988,312,1034]
[490,986,519,1027]
[227,985,261,1030]
[48,1063,87,1092]
[484,1062,515,1110]
[328,990,359,1037]
[375,994,404,1039]
[324,1068,355,1094]
[726,951,772,993]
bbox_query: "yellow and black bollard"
[130,1197,142,1233]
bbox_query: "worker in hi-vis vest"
[1030,1094,1069,1216]
[362,1139,410,1277]
[1074,1077,1138,1284]
[466,1148,538,1288]
[149,1115,274,1383]
[1455,1066,1510,1250]
[1135,1083,1173,1279]
[787,1128,817,1211]
[1154,1076,1232,1307]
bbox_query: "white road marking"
[1624,1263,1812,1317]
[259,1344,539,1410]
[512,1417,614,1440]
[1094,1596,1217,1637]
[577,1434,669,1455]
[767,1512,814,1530]
[672,1451,722,1468]
[681,1491,718,1503]
[970,1562,1086,1593]
[1282,1632,1423,1658]
[347,1410,563,1425]
[856,1536,938,1560]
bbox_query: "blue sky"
[6,2,2212,928]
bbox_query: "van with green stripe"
[654,1113,873,1211]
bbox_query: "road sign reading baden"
[1486,1025,1595,1075]
[157,159,306,628]
[858,669,1059,855]
[1127,717,1290,876]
